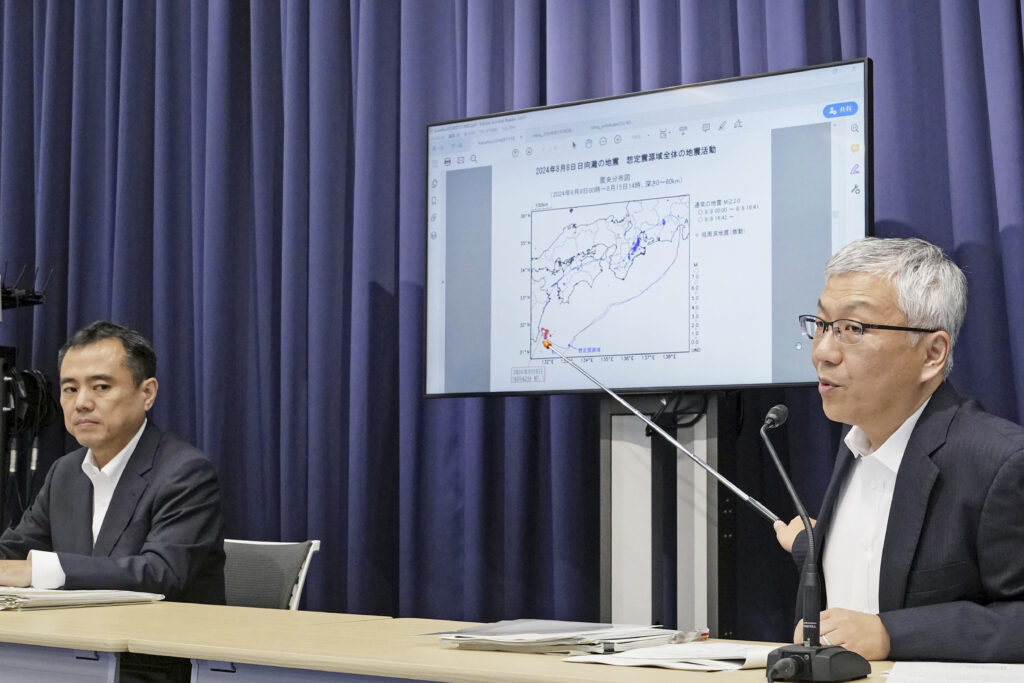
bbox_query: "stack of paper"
[886,662,1024,682]
[434,619,693,654]
[567,642,777,671]
[0,587,164,610]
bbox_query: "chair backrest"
[223,539,321,610]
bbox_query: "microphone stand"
[760,406,869,682]
[541,340,779,524]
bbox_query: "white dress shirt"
[821,400,929,613]
[29,420,147,588]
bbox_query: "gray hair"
[824,237,967,376]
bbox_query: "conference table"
[0,601,895,682]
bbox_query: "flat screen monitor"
[425,60,871,397]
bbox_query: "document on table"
[428,619,696,654]
[885,661,1024,682]
[0,587,164,610]
[566,642,776,671]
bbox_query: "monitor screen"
[425,60,871,397]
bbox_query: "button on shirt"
[29,420,147,589]
[821,400,929,614]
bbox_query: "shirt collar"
[81,419,148,481]
[844,398,931,474]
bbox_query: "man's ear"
[141,377,159,412]
[920,331,951,382]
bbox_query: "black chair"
[223,539,320,610]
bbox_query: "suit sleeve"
[55,456,222,599]
[791,529,809,568]
[789,528,828,625]
[880,449,1024,662]
[0,464,56,558]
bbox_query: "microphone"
[760,404,869,682]
[765,404,788,429]
[540,340,779,523]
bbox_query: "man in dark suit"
[774,237,1024,662]
[0,320,225,680]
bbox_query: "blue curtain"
[1,0,1021,642]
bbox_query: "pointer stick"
[541,340,779,523]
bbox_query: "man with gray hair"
[774,237,1024,662]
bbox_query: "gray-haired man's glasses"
[798,314,939,346]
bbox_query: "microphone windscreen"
[765,404,789,428]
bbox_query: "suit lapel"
[877,384,959,612]
[67,450,99,554]
[92,423,158,557]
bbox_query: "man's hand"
[792,608,891,660]
[0,559,32,588]
[773,515,814,553]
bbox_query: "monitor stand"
[599,393,719,634]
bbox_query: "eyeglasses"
[798,314,939,346]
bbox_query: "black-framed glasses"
[798,314,940,346]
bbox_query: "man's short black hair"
[57,321,157,387]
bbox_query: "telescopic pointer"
[541,340,779,523]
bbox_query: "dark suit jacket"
[792,382,1024,662]
[0,422,225,604]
